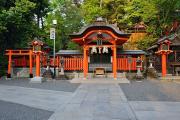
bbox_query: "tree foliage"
[45,0,83,50]
[0,0,49,76]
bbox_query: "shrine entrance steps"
[70,77,130,84]
[159,75,180,82]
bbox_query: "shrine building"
[5,18,146,80]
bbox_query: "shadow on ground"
[0,78,80,92]
[120,79,180,102]
[0,100,53,120]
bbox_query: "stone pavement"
[49,83,136,120]
[0,84,73,111]
[0,80,180,120]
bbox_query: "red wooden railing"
[43,57,84,71]
[64,58,83,70]
[117,58,137,70]
[12,56,141,71]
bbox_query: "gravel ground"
[0,100,53,120]
[0,79,80,92]
[120,80,180,101]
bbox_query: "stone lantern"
[155,39,173,77]
[30,39,44,83]
[136,56,144,79]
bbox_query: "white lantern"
[91,46,97,54]
[103,46,108,53]
[98,47,102,54]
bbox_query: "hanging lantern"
[91,46,97,54]
[103,46,108,53]
[98,47,102,54]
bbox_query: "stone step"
[160,76,180,81]
[70,77,130,83]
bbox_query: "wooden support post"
[162,53,167,77]
[83,46,88,79]
[23,56,26,67]
[29,50,33,78]
[7,50,12,78]
[113,46,117,79]
[36,53,40,77]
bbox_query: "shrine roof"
[117,50,147,55]
[157,34,177,44]
[147,33,180,51]
[69,18,130,39]
[56,50,146,55]
[56,50,82,55]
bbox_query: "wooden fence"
[117,58,137,71]
[12,57,140,71]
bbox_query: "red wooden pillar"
[83,46,88,79]
[162,53,167,77]
[113,45,117,79]
[7,50,12,78]
[36,53,40,77]
[29,50,33,78]
[23,56,26,67]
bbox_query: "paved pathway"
[0,85,73,111]
[0,80,180,120]
[49,83,136,120]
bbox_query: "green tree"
[45,0,83,50]
[0,0,48,76]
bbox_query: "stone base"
[55,75,68,80]
[147,67,158,78]
[6,78,12,80]
[136,72,144,79]
[30,77,43,83]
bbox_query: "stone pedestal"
[55,67,59,77]
[30,77,43,83]
[136,66,144,79]
[55,67,67,80]
[147,67,158,78]
[42,69,53,80]
[60,67,64,75]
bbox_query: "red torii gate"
[5,50,34,78]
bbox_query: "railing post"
[29,50,33,78]
[7,50,12,78]
[36,53,40,77]
[113,45,117,79]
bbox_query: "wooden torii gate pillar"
[6,50,33,78]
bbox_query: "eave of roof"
[69,24,131,39]
[117,50,147,55]
[56,50,82,55]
